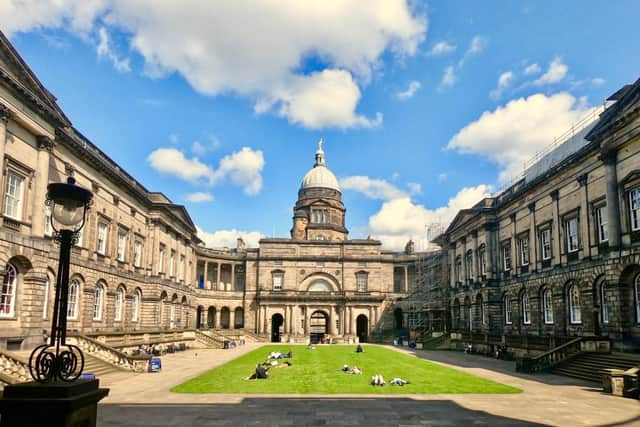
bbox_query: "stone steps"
[552,352,640,382]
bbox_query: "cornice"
[0,103,11,124]
[36,135,54,151]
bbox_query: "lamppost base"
[0,379,109,427]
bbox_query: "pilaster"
[601,151,622,250]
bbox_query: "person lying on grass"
[352,366,362,375]
[340,364,351,372]
[371,374,386,386]
[275,361,292,368]
[390,377,409,386]
[268,351,282,359]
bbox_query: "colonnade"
[198,260,244,291]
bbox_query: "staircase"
[83,354,128,377]
[552,352,640,382]
[422,334,448,350]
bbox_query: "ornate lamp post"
[29,177,92,382]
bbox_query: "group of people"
[246,349,294,380]
[371,375,409,386]
[340,364,362,375]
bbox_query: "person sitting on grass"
[356,344,364,353]
[371,374,386,386]
[352,366,362,375]
[390,377,409,386]
[246,363,269,380]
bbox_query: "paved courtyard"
[97,344,640,426]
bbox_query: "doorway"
[356,314,368,343]
[271,313,284,342]
[310,311,328,344]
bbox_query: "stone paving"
[97,344,640,427]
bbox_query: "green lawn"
[171,345,521,394]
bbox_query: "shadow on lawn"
[99,398,550,426]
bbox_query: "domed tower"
[291,139,348,241]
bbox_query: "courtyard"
[97,344,639,426]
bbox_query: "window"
[540,228,552,260]
[169,250,175,276]
[272,272,283,291]
[132,289,141,322]
[630,188,640,231]
[600,282,609,324]
[114,287,124,322]
[595,206,608,242]
[44,204,53,237]
[158,245,165,273]
[543,288,554,324]
[0,264,17,317]
[480,297,487,325]
[75,226,83,247]
[93,284,105,321]
[3,173,24,220]
[502,242,512,272]
[504,296,512,324]
[311,209,329,223]
[179,255,185,280]
[68,279,79,319]
[635,275,640,324]
[455,255,462,283]
[356,272,368,293]
[478,245,486,277]
[97,222,108,255]
[568,284,581,324]
[117,229,127,261]
[519,236,529,266]
[465,251,473,281]
[42,276,50,319]
[565,217,579,253]
[134,241,142,267]
[522,292,531,324]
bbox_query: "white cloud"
[147,148,216,184]
[407,182,422,194]
[186,192,214,203]
[447,92,595,183]
[428,41,456,56]
[524,63,541,75]
[458,35,487,67]
[591,77,606,87]
[96,26,130,72]
[212,147,265,195]
[533,57,568,85]
[437,173,448,182]
[367,185,492,250]
[489,70,514,100]
[196,226,263,249]
[340,176,407,201]
[191,136,221,155]
[1,1,426,129]
[397,80,422,100]
[148,146,264,194]
[440,65,456,89]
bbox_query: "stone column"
[472,231,478,281]
[230,309,235,329]
[31,136,53,237]
[0,105,10,178]
[203,261,208,288]
[330,307,337,335]
[304,306,310,335]
[373,305,379,328]
[577,173,591,259]
[216,262,221,290]
[449,244,456,287]
[230,263,235,291]
[368,306,373,334]
[403,266,409,293]
[215,309,220,330]
[349,307,355,335]
[510,213,518,273]
[602,152,621,249]
[550,190,561,266]
[263,306,268,334]
[528,202,537,271]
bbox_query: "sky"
[1,1,639,251]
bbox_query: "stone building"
[436,79,640,352]
[0,32,417,350]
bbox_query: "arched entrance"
[196,306,204,329]
[310,310,328,344]
[356,314,368,343]
[207,306,216,328]
[271,313,284,342]
[220,307,230,329]
[394,307,404,329]
[234,307,244,329]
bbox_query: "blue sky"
[2,1,639,250]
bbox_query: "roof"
[300,139,341,192]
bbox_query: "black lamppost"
[29,177,92,382]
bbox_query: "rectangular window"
[502,242,511,272]
[595,206,608,242]
[3,173,24,220]
[540,228,552,260]
[159,245,165,273]
[97,222,108,255]
[504,298,512,324]
[117,229,127,261]
[134,241,142,267]
[478,248,486,277]
[565,217,579,253]
[519,237,529,266]
[273,272,283,290]
[311,209,329,223]
[629,188,640,231]
[356,273,368,292]
[465,252,473,281]
[44,205,53,237]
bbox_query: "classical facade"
[0,32,416,350]
[436,79,640,352]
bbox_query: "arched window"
[542,288,554,324]
[522,291,531,325]
[42,276,51,320]
[68,279,79,319]
[132,289,141,322]
[568,284,581,324]
[114,286,125,322]
[0,264,17,317]
[504,296,512,325]
[635,275,640,324]
[93,283,105,321]
[307,280,332,292]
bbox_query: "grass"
[171,345,522,394]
